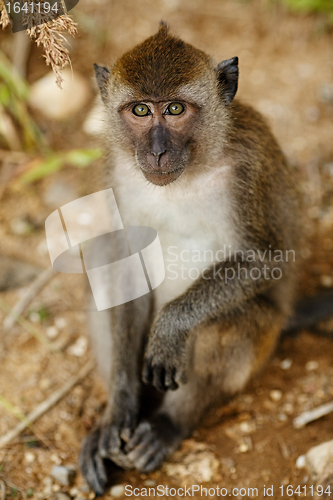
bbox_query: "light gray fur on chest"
[112,162,239,309]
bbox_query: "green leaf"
[65,148,103,168]
[20,155,64,183]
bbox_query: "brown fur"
[80,26,302,495]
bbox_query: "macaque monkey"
[79,22,303,494]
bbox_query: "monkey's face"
[118,99,198,186]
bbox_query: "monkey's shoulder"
[227,100,285,160]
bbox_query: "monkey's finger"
[140,447,168,473]
[129,437,161,472]
[125,421,151,452]
[99,424,121,458]
[164,368,178,391]
[142,359,153,385]
[152,365,167,392]
[79,430,108,496]
[120,412,136,443]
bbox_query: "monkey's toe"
[142,360,179,392]
[125,415,182,472]
[79,428,108,496]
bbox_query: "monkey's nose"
[147,150,167,168]
[152,148,166,160]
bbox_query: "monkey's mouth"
[140,166,184,186]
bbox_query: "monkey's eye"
[133,104,150,116]
[166,102,184,115]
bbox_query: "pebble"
[50,453,61,464]
[282,403,294,415]
[67,336,88,357]
[280,359,292,370]
[305,360,319,371]
[296,454,306,469]
[164,445,219,483]
[46,326,59,339]
[109,484,125,497]
[320,275,333,288]
[270,390,282,402]
[143,480,156,487]
[305,439,333,480]
[24,452,36,463]
[52,493,71,500]
[51,465,76,486]
[239,442,249,453]
[55,317,67,329]
[29,69,90,120]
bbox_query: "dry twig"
[3,266,57,331]
[0,358,95,448]
[293,401,333,429]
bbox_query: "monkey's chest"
[117,182,239,310]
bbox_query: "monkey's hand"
[143,307,188,392]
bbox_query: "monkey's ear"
[216,57,239,105]
[159,20,169,32]
[94,63,110,103]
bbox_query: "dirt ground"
[1,0,333,499]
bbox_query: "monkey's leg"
[126,297,283,472]
[79,293,152,494]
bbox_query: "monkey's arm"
[143,256,290,391]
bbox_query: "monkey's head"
[94,23,239,186]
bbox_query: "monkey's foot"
[79,425,131,496]
[125,415,183,472]
[79,427,109,496]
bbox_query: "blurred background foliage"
[278,0,333,17]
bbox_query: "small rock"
[46,326,59,339]
[42,477,53,497]
[320,275,333,288]
[296,454,306,469]
[24,452,36,463]
[239,442,249,453]
[109,484,125,497]
[55,317,67,329]
[51,465,76,486]
[282,403,294,415]
[305,440,333,477]
[239,420,256,434]
[69,487,78,497]
[305,360,319,371]
[143,479,156,487]
[52,493,71,500]
[270,390,283,402]
[280,359,292,370]
[164,441,219,483]
[67,336,88,357]
[29,69,90,120]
